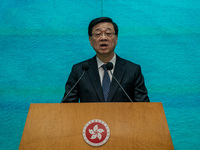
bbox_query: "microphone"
[61,64,89,103]
[106,62,133,102]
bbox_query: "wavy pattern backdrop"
[0,0,200,149]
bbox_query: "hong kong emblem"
[83,119,110,147]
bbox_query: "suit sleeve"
[134,65,150,102]
[61,65,80,103]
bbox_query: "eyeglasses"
[92,32,116,38]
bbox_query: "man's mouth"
[100,43,108,49]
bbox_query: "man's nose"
[100,33,107,40]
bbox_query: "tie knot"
[102,64,107,71]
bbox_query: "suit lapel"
[107,56,125,102]
[87,56,105,102]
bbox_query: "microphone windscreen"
[82,64,89,71]
[106,62,113,70]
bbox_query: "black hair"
[88,17,118,36]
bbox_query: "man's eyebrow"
[94,28,112,32]
[106,28,112,31]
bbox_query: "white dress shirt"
[96,53,116,86]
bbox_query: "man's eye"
[106,33,112,35]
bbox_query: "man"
[61,17,149,103]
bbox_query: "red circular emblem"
[83,119,110,147]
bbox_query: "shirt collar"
[96,53,116,69]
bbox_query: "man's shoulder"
[116,55,140,67]
[73,56,96,68]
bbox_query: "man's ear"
[89,36,93,46]
[115,36,118,44]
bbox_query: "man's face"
[89,22,118,57]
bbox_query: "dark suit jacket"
[62,55,149,103]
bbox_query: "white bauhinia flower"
[97,133,102,140]
[91,134,97,139]
[89,125,104,140]
[97,129,104,133]
[93,125,98,132]
[89,129,95,134]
